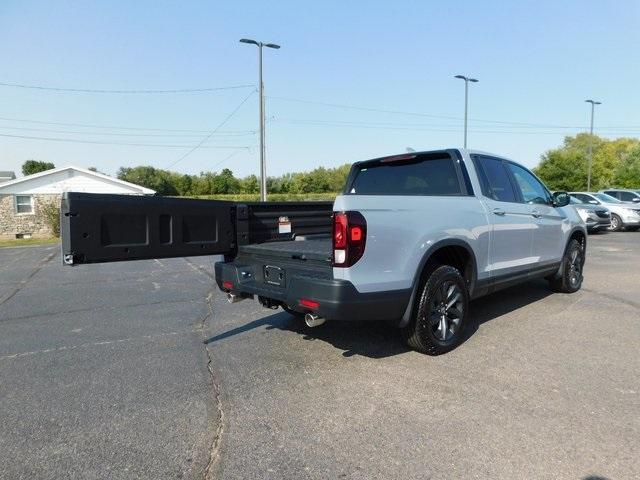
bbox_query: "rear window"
[347,154,462,196]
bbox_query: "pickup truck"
[61,149,586,355]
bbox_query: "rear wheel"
[548,239,584,293]
[401,265,469,355]
[609,214,622,231]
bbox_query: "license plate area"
[263,265,285,286]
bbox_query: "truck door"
[61,192,236,265]
[471,155,535,281]
[505,162,565,266]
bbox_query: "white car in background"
[568,196,611,233]
[570,192,640,231]
[601,189,640,204]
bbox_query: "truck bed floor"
[238,238,331,263]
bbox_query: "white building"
[0,166,154,239]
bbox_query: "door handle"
[531,209,541,218]
[492,208,506,216]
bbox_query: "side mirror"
[633,197,640,203]
[552,191,570,207]
[589,200,598,205]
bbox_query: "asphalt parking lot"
[1,232,638,480]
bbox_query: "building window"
[15,195,34,214]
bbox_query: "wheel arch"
[397,239,478,328]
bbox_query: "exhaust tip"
[304,313,326,328]
[227,292,244,304]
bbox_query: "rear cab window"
[346,152,468,196]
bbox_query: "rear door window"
[348,154,462,196]
[619,191,639,202]
[473,155,518,202]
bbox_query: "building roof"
[0,171,16,180]
[0,166,155,195]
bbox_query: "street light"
[585,99,602,191]
[240,38,281,201]
[454,75,478,149]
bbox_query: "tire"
[401,265,469,355]
[548,239,584,293]
[609,214,622,231]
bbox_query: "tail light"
[332,211,367,267]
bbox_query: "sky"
[1,0,639,179]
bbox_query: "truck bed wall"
[238,201,333,246]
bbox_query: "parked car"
[600,189,640,204]
[569,195,611,232]
[61,149,587,355]
[570,192,640,231]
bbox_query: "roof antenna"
[406,147,416,153]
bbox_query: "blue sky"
[1,0,639,178]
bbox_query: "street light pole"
[454,75,478,148]
[585,99,602,191]
[240,38,280,201]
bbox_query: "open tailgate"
[61,192,236,265]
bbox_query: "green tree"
[117,166,178,195]
[212,168,240,194]
[614,145,640,188]
[534,134,640,191]
[22,160,55,176]
[240,174,259,194]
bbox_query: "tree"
[534,134,640,191]
[117,166,178,195]
[240,174,259,194]
[22,160,55,176]
[212,168,240,194]
[614,145,640,188]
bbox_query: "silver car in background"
[569,195,611,232]
[601,189,640,204]
[570,192,640,231]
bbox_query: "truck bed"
[238,237,332,263]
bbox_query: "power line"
[0,132,254,149]
[0,124,256,138]
[167,89,256,168]
[211,149,248,171]
[0,81,255,94]
[272,119,640,136]
[275,117,640,132]
[0,115,254,134]
[267,95,640,129]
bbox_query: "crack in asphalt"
[182,258,225,479]
[0,297,206,324]
[201,291,225,480]
[582,287,640,310]
[0,250,56,308]
[183,258,217,281]
[0,328,195,361]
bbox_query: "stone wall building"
[0,166,154,239]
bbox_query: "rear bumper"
[215,261,411,322]
[621,216,640,226]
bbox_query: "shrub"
[40,200,61,237]
[188,193,338,202]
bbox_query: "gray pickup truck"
[61,148,586,355]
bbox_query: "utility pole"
[454,75,478,148]
[240,38,280,200]
[585,99,602,191]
